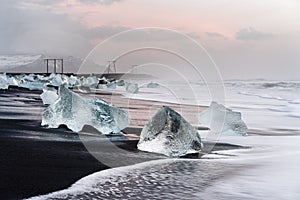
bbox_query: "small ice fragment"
[24,74,35,82]
[49,73,63,86]
[42,85,130,134]
[18,75,44,90]
[97,84,104,89]
[106,82,116,89]
[0,73,9,90]
[125,82,139,93]
[116,80,125,86]
[37,75,49,81]
[198,101,248,136]
[40,86,58,105]
[147,81,159,88]
[99,77,109,85]
[137,106,202,157]
[77,85,91,93]
[82,76,98,88]
[67,75,79,87]
[7,76,19,86]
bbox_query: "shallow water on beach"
[28,135,300,200]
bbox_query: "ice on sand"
[116,80,125,86]
[198,101,248,136]
[67,75,79,87]
[18,75,45,90]
[82,76,99,88]
[147,81,159,88]
[42,85,130,134]
[137,106,202,157]
[40,86,58,105]
[7,76,19,86]
[49,73,63,86]
[106,82,116,89]
[126,82,139,93]
[0,73,9,89]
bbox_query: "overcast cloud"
[77,0,124,5]
[0,0,299,80]
[236,27,273,41]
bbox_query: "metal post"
[113,61,116,73]
[61,59,64,74]
[54,59,56,74]
[46,59,49,74]
[107,61,111,74]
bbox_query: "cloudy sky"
[1,0,299,79]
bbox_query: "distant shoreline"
[3,72,156,80]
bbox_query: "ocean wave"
[25,135,300,200]
[238,91,288,101]
[26,159,176,200]
[226,81,300,89]
[26,157,244,200]
[260,82,300,89]
[287,113,300,118]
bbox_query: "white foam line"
[26,159,177,200]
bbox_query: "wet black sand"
[0,87,245,200]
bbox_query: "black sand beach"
[0,87,245,200]
[0,88,105,199]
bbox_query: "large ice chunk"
[137,106,202,157]
[0,73,9,89]
[42,85,130,134]
[198,101,248,136]
[40,86,58,105]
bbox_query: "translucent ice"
[49,73,63,86]
[7,76,18,86]
[106,82,116,89]
[98,77,109,85]
[82,76,98,88]
[67,75,79,87]
[137,106,202,157]
[147,81,159,88]
[116,80,125,86]
[42,85,130,134]
[198,101,248,136]
[18,75,44,90]
[40,86,58,105]
[23,73,35,82]
[125,82,139,93]
[77,85,91,93]
[37,74,49,81]
[0,73,9,89]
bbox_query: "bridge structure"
[106,60,117,74]
[44,58,64,74]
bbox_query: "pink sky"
[5,0,300,79]
[55,0,299,37]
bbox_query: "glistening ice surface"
[198,101,248,136]
[42,85,130,134]
[137,106,202,157]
